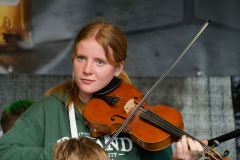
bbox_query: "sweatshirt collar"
[51,91,70,106]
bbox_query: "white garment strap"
[68,103,79,138]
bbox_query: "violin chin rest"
[94,77,121,95]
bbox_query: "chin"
[81,87,98,94]
[80,84,105,94]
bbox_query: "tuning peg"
[221,150,229,157]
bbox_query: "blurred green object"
[4,99,33,113]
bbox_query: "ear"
[114,63,124,76]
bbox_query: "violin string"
[138,108,185,137]
[137,108,214,154]
[112,101,221,158]
[147,110,224,160]
[110,99,221,157]
[138,108,224,160]
[144,109,214,153]
[115,101,218,157]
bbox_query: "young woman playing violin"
[0,21,204,160]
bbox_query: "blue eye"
[96,59,105,65]
[76,55,85,61]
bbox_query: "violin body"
[83,81,184,151]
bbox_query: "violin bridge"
[124,99,135,114]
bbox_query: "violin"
[83,79,184,151]
[83,79,230,160]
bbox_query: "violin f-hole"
[111,115,126,121]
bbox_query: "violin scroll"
[204,147,230,160]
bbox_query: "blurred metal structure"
[0,0,32,50]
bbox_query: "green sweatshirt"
[0,93,173,160]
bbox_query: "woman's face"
[73,38,123,102]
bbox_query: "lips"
[81,78,95,84]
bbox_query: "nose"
[83,61,93,75]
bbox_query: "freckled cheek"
[72,61,78,71]
[96,70,115,84]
